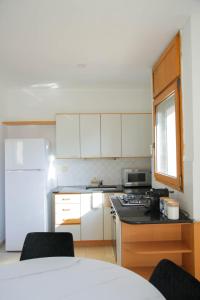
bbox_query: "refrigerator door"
[5,139,48,170]
[5,170,48,251]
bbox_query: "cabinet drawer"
[55,203,80,225]
[55,194,80,204]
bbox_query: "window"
[153,81,182,190]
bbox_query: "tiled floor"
[0,245,21,265]
[75,245,115,264]
[0,244,115,265]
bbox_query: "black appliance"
[122,168,151,187]
[145,188,169,212]
[119,194,150,207]
[118,188,169,212]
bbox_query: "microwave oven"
[122,168,151,187]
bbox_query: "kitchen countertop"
[52,185,124,194]
[110,198,193,224]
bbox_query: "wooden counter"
[121,222,200,281]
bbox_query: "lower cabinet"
[55,224,81,241]
[53,192,114,242]
[121,222,195,280]
[116,215,122,265]
[53,193,81,241]
[103,193,112,240]
[81,193,103,240]
[103,207,112,240]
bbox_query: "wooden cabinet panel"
[101,114,121,157]
[122,114,152,157]
[121,222,195,280]
[56,114,80,158]
[80,114,100,158]
[153,33,180,97]
[122,223,182,242]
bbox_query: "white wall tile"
[56,158,151,186]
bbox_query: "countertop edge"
[110,198,193,225]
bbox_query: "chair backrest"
[149,259,200,300]
[20,232,74,261]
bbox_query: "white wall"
[0,126,5,242]
[2,86,152,187]
[152,15,200,220]
[190,14,200,220]
[0,87,151,241]
[0,88,151,121]
[56,158,151,186]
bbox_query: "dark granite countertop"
[52,185,124,194]
[52,185,153,194]
[110,198,193,224]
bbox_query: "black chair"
[20,232,74,261]
[149,259,200,300]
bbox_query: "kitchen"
[0,1,200,299]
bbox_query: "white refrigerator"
[5,138,49,251]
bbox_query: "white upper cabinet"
[101,114,122,157]
[122,114,152,157]
[56,114,80,158]
[56,113,152,158]
[80,114,100,158]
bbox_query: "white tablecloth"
[0,257,165,300]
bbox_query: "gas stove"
[118,194,150,207]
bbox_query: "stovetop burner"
[119,194,150,207]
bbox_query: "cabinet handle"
[62,198,70,201]
[62,208,70,211]
[62,218,81,225]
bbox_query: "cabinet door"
[122,114,152,157]
[81,193,103,240]
[103,194,112,240]
[116,215,121,265]
[80,114,100,158]
[56,114,80,158]
[101,114,121,157]
[104,207,112,240]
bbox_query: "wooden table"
[0,257,165,299]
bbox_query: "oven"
[122,168,151,187]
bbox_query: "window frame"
[153,80,183,191]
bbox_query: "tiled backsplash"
[55,158,151,186]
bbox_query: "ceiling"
[0,0,199,89]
